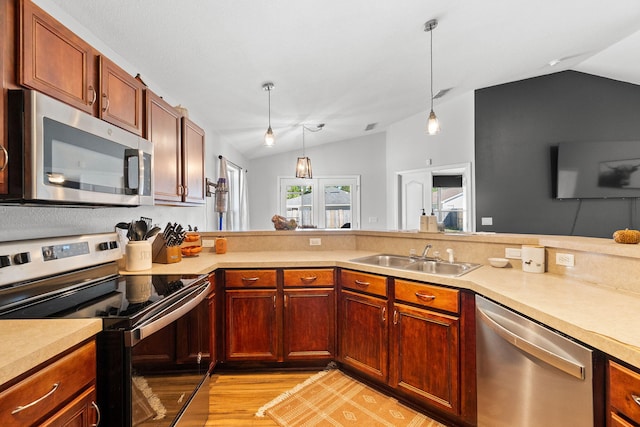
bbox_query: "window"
[279,176,360,229]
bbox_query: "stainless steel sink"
[349,254,481,277]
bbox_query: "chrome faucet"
[421,244,432,258]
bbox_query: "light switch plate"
[309,238,322,246]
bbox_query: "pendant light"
[263,82,275,147]
[424,19,440,135]
[296,125,312,178]
[295,124,324,179]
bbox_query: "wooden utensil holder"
[152,236,182,264]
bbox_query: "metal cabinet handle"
[12,383,60,414]
[273,295,276,309]
[300,276,317,284]
[415,292,436,301]
[0,145,8,172]
[632,394,640,407]
[101,94,110,112]
[91,401,101,426]
[354,280,370,287]
[284,295,287,308]
[88,85,97,106]
[393,309,398,325]
[184,186,189,197]
[241,277,260,284]
[381,306,386,323]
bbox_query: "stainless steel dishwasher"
[476,295,595,427]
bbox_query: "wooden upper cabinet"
[182,117,206,204]
[99,56,144,135]
[19,0,97,114]
[145,90,182,202]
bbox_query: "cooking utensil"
[144,226,161,240]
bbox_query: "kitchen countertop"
[0,319,102,385]
[125,249,640,368]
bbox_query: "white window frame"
[278,175,361,229]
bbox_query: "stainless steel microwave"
[4,89,153,207]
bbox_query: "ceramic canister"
[522,245,545,273]
[125,240,152,271]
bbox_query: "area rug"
[256,367,447,427]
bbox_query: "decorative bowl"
[488,257,509,268]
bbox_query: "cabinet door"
[284,288,335,360]
[176,295,211,365]
[390,302,460,415]
[0,0,7,193]
[225,289,279,361]
[339,289,388,381]
[39,386,98,427]
[146,90,183,203]
[99,55,144,135]
[182,117,206,204]
[19,0,97,114]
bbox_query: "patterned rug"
[256,368,447,426]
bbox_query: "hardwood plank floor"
[205,370,322,426]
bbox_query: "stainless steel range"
[0,233,212,427]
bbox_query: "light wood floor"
[205,370,322,426]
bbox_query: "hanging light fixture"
[424,19,440,135]
[262,82,275,147]
[295,124,324,179]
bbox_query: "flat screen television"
[556,140,640,199]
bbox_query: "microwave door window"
[44,117,127,194]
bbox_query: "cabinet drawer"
[394,279,459,313]
[284,268,334,287]
[340,270,387,297]
[609,361,640,424]
[225,269,277,288]
[0,340,96,427]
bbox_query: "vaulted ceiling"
[45,0,640,158]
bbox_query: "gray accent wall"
[475,71,640,238]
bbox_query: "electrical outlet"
[309,238,322,246]
[505,248,521,259]
[556,253,575,267]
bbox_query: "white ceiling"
[47,0,640,159]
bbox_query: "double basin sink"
[349,254,481,277]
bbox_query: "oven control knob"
[98,241,110,251]
[13,252,31,265]
[109,240,119,249]
[0,255,11,268]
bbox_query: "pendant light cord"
[268,88,272,128]
[430,27,434,111]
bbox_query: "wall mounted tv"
[556,140,640,199]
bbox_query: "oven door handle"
[125,281,210,347]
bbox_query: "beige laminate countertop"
[0,319,102,385]
[124,249,640,368]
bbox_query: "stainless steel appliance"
[4,89,153,206]
[0,233,211,427]
[476,295,601,427]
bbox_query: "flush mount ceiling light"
[424,19,440,135]
[295,124,324,179]
[262,82,275,147]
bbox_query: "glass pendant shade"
[264,126,275,147]
[427,110,440,135]
[296,156,312,179]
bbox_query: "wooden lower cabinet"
[608,360,640,426]
[339,289,388,381]
[0,340,98,427]
[225,289,279,361]
[284,288,335,360]
[390,302,460,414]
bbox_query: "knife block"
[152,236,182,264]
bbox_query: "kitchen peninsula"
[4,229,640,426]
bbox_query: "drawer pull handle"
[300,276,318,284]
[91,401,101,427]
[241,277,260,283]
[354,280,370,287]
[12,382,60,414]
[633,394,640,407]
[0,145,8,172]
[415,292,436,301]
